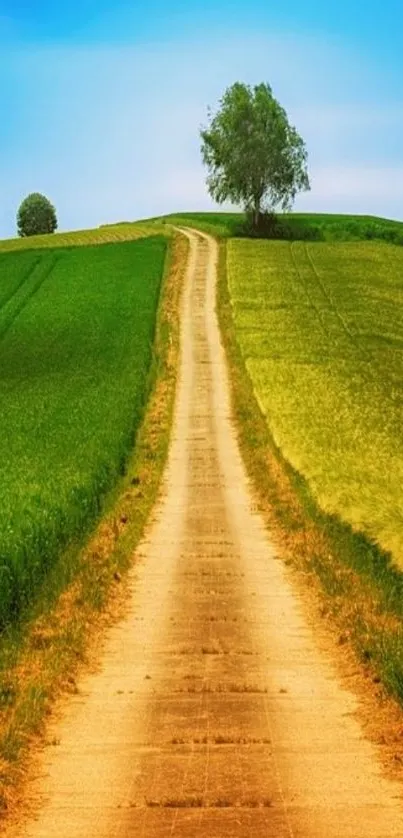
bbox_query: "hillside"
[0,220,168,254]
[156,211,403,245]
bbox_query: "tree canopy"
[17,193,58,237]
[200,82,310,225]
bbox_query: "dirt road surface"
[9,229,403,837]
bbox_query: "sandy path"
[9,229,403,837]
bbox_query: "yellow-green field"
[228,239,403,566]
[0,221,167,254]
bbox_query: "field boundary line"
[304,242,372,360]
[305,244,400,389]
[0,253,60,345]
[288,241,328,335]
[0,255,42,314]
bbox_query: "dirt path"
[8,229,403,837]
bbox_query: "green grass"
[0,236,167,626]
[227,238,403,569]
[157,210,403,245]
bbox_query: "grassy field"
[0,236,167,627]
[227,238,403,569]
[158,211,403,245]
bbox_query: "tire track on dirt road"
[8,228,403,837]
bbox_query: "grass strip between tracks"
[216,237,403,727]
[0,232,187,815]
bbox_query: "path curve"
[8,228,403,837]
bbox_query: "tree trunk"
[253,199,261,230]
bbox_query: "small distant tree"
[17,193,58,237]
[200,82,310,228]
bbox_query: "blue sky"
[1,1,402,236]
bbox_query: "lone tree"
[17,193,58,237]
[200,82,310,227]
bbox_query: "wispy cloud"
[295,165,403,218]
